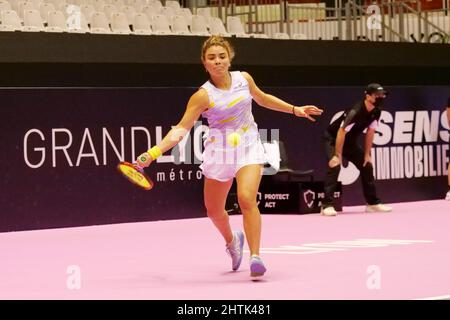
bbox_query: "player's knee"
[206,209,227,221]
[237,191,257,211]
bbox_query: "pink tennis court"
[0,200,449,300]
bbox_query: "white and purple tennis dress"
[199,71,267,182]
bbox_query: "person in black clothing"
[446,97,450,200]
[321,83,393,216]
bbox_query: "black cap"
[365,83,388,95]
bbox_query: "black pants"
[322,131,381,207]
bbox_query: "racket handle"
[133,162,145,172]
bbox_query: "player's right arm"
[328,106,357,168]
[329,127,346,168]
[334,127,346,160]
[137,89,209,167]
[447,104,450,127]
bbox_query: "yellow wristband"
[147,146,162,160]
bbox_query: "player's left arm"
[241,71,323,122]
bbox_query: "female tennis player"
[136,36,323,278]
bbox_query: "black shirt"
[327,100,381,142]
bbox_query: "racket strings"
[117,162,153,190]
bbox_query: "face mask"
[374,97,385,107]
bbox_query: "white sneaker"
[445,191,450,201]
[321,206,337,216]
[226,231,244,271]
[365,204,392,213]
[249,255,267,278]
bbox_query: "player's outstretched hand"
[294,105,324,122]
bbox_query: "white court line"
[415,294,450,300]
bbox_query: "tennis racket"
[117,161,154,190]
